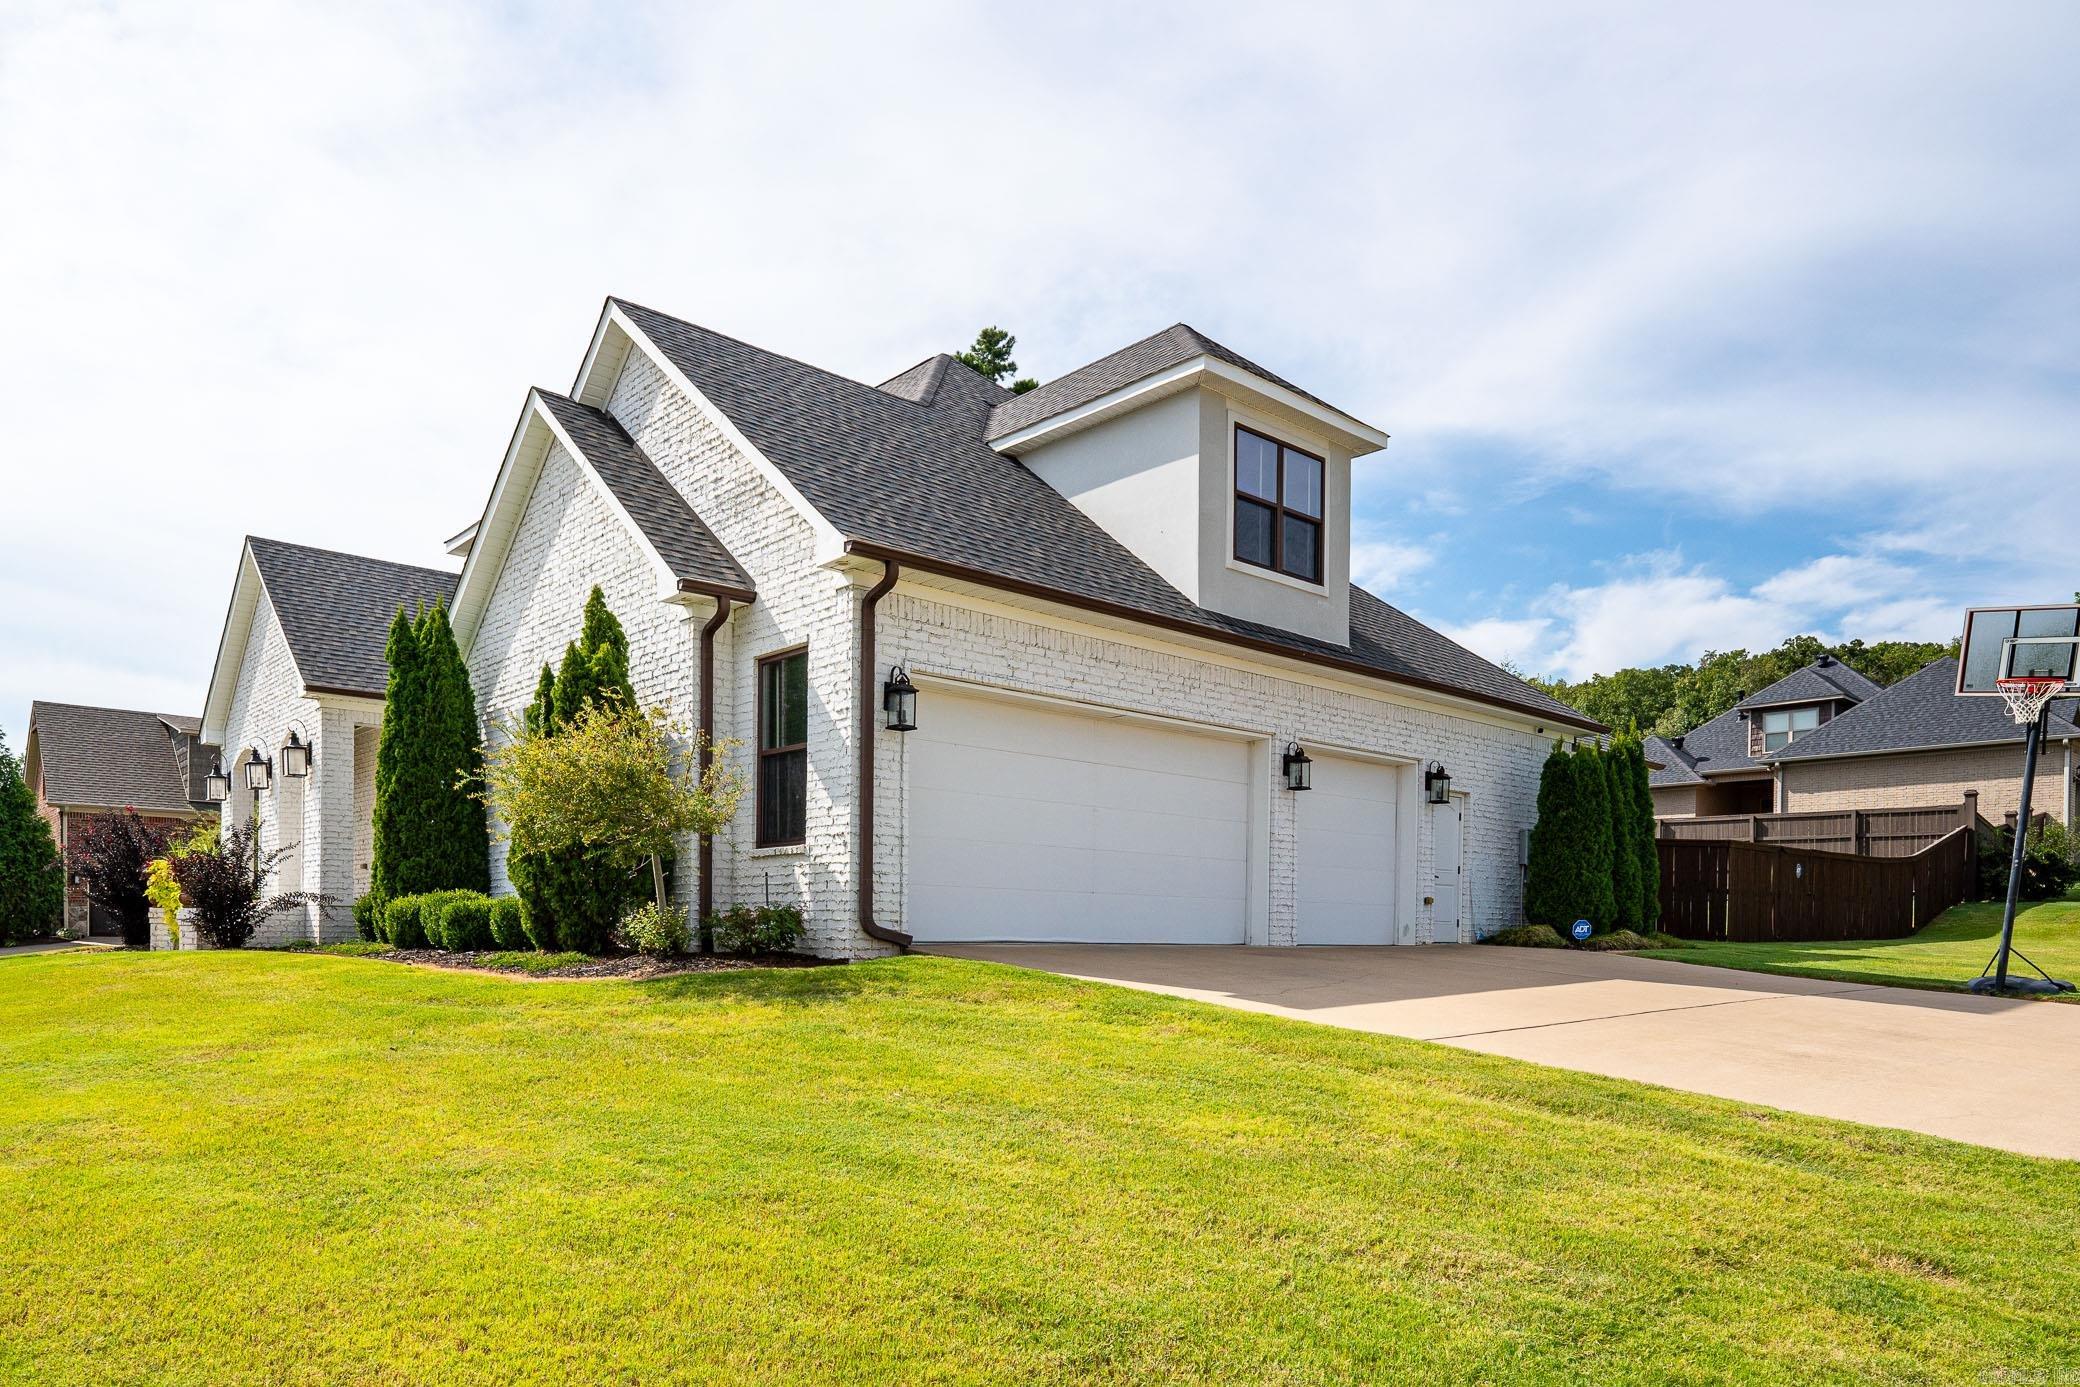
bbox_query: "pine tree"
[1605,735,1643,930]
[1576,744,1618,928]
[369,606,425,904]
[1525,743,1618,930]
[417,602,490,893]
[370,600,488,905]
[511,586,647,952]
[0,730,64,943]
[1625,737,1661,927]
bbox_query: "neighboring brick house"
[1648,655,2078,828]
[446,298,1601,957]
[1773,657,2077,827]
[1645,656,1881,818]
[21,702,217,938]
[196,537,457,945]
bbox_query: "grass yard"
[1634,890,2080,1000]
[1,952,2074,1385]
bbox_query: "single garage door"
[905,691,1251,943]
[1296,755,1401,944]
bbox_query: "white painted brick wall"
[464,436,713,919]
[872,592,1552,949]
[463,344,1556,958]
[218,591,378,944]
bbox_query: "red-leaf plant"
[170,821,329,949]
[65,809,176,947]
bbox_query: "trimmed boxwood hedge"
[488,897,529,951]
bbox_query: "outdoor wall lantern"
[1282,742,1313,791]
[883,666,918,732]
[204,758,231,804]
[279,726,313,778]
[1425,760,1453,804]
[243,747,273,793]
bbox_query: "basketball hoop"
[1995,676,2067,726]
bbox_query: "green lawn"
[1635,891,2080,1000]
[1,952,2074,1385]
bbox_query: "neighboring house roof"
[26,701,215,814]
[1773,657,2080,762]
[607,300,1594,730]
[247,537,459,698]
[1733,658,1882,711]
[1644,702,1766,787]
[535,391,755,600]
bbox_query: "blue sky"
[2,1,2076,752]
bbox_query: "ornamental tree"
[479,701,742,920]
[67,809,176,947]
[0,731,63,943]
[505,587,651,952]
[1604,735,1643,931]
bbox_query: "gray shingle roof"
[1774,657,2080,761]
[1645,703,1766,786]
[248,537,459,697]
[984,323,1354,442]
[613,299,1591,729]
[535,391,754,600]
[27,702,215,813]
[1733,659,1881,711]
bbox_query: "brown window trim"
[755,645,809,848]
[1232,423,1325,586]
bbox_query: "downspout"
[857,560,912,950]
[696,595,732,952]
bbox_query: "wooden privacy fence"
[1656,826,1976,943]
[1657,794,1977,858]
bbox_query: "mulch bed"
[363,949,834,980]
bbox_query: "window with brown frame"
[756,647,808,846]
[1232,424,1324,584]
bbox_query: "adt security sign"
[1570,919,1593,942]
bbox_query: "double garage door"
[904,689,1403,944]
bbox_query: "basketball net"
[1996,676,2067,726]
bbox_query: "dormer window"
[1233,425,1323,584]
[1761,706,1820,752]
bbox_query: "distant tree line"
[1512,633,1956,738]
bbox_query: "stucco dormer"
[988,327,1386,648]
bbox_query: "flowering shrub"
[144,857,183,949]
[705,903,804,955]
[620,901,690,957]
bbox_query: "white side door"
[1431,799,1463,942]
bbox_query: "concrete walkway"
[0,940,109,958]
[929,943,2080,1160]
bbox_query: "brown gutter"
[696,594,733,952]
[677,576,759,604]
[840,540,1606,735]
[857,560,912,950]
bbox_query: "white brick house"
[449,300,1602,958]
[198,537,457,945]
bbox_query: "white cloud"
[1350,536,1433,594]
[1,1,2074,745]
[1446,546,1970,681]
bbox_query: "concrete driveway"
[929,943,2080,1160]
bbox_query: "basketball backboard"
[1956,603,2080,695]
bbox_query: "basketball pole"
[1990,705,2047,993]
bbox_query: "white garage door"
[905,691,1251,943]
[1296,756,1401,945]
